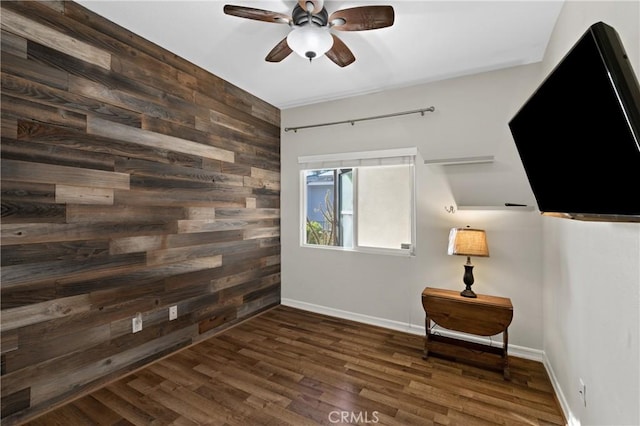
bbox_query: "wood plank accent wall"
[0,1,281,424]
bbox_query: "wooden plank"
[0,294,90,332]
[68,75,194,128]
[114,187,249,208]
[1,94,86,130]
[1,30,26,58]
[56,184,114,205]
[40,1,65,13]
[244,175,280,191]
[251,167,280,182]
[215,208,280,220]
[175,220,247,234]
[165,229,245,250]
[1,222,171,245]
[1,73,142,127]
[1,240,110,266]
[144,115,258,159]
[1,159,130,190]
[1,330,19,354]
[147,242,253,267]
[193,116,274,153]
[253,195,280,210]
[114,157,243,187]
[193,91,279,138]
[1,387,30,419]
[87,116,234,163]
[208,108,259,136]
[1,286,58,310]
[1,200,66,224]
[198,309,238,335]
[220,161,252,177]
[66,204,184,224]
[258,237,280,248]
[109,235,164,255]
[184,207,215,220]
[110,54,194,103]
[1,8,111,69]
[0,252,145,289]
[1,117,18,139]
[235,151,279,173]
[4,324,111,373]
[246,198,257,209]
[2,137,115,172]
[0,181,56,205]
[263,255,281,267]
[244,227,280,240]
[16,121,202,169]
[210,268,280,292]
[0,51,69,91]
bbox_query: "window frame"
[299,148,417,257]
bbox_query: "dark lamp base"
[460,259,477,298]
[460,287,477,298]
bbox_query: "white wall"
[540,2,640,425]
[281,63,546,355]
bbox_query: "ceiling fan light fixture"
[287,24,333,61]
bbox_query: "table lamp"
[448,226,490,298]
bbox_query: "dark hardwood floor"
[23,305,565,425]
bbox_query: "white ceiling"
[77,0,565,109]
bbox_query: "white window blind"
[298,147,417,170]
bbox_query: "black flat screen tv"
[508,21,640,222]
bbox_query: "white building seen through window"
[299,148,417,255]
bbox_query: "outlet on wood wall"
[0,1,281,424]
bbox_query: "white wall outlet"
[578,378,586,407]
[132,313,143,333]
[169,305,178,321]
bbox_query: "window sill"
[300,244,415,257]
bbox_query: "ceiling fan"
[223,0,395,67]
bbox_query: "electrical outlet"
[169,305,178,321]
[578,378,586,407]
[132,313,143,333]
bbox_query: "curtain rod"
[284,106,436,133]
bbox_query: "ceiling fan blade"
[223,5,291,24]
[265,37,293,62]
[329,6,394,31]
[297,0,323,14]
[325,34,355,67]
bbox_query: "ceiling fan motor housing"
[291,4,328,27]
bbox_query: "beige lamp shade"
[448,228,489,257]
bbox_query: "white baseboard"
[543,352,579,426]
[281,298,543,362]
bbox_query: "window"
[299,148,416,255]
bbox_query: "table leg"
[503,328,510,380]
[423,314,430,360]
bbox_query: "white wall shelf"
[424,155,494,165]
[456,205,535,211]
[425,155,534,212]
